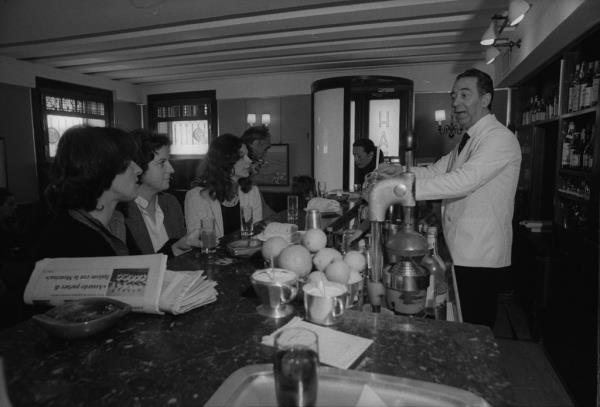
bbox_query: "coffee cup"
[251,268,298,318]
[303,281,347,326]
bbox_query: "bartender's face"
[353,146,374,169]
[451,76,491,130]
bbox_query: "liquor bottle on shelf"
[583,124,595,170]
[547,96,554,118]
[578,61,589,110]
[569,64,580,112]
[562,121,574,168]
[569,127,581,169]
[553,95,559,116]
[581,62,594,109]
[592,60,600,107]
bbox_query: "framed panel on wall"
[253,144,289,186]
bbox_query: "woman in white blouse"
[185,133,262,239]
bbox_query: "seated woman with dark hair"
[185,133,262,239]
[112,130,200,256]
[34,126,143,259]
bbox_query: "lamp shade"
[435,110,446,122]
[247,113,257,125]
[485,47,501,64]
[508,0,530,26]
[480,21,497,46]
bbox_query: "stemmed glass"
[317,181,327,198]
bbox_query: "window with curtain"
[34,78,113,160]
[147,91,217,157]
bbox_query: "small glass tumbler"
[200,218,217,255]
[240,206,254,239]
[273,328,319,407]
[287,195,299,223]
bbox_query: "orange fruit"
[278,244,313,278]
[313,247,342,271]
[261,236,289,266]
[325,259,351,284]
[301,228,327,252]
[343,250,367,273]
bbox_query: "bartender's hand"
[376,163,405,178]
[171,228,202,256]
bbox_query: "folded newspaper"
[23,254,218,315]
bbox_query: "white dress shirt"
[412,114,522,268]
[134,195,169,252]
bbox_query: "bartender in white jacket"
[379,68,521,328]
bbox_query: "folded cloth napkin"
[255,222,298,242]
[306,197,341,213]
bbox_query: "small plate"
[32,297,131,339]
[227,239,262,258]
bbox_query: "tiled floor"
[493,293,574,407]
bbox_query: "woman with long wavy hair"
[184,133,262,239]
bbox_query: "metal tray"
[204,364,491,407]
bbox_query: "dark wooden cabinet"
[512,24,600,407]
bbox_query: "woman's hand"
[171,228,203,256]
[252,220,268,235]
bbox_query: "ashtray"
[226,239,262,258]
[32,297,131,339]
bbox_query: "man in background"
[241,125,274,218]
[353,138,383,186]
[242,125,271,176]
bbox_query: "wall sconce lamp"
[261,113,271,126]
[508,0,530,26]
[485,39,521,64]
[480,1,530,46]
[435,110,461,138]
[247,113,271,127]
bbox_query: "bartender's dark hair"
[191,133,252,201]
[46,126,137,213]
[130,129,171,174]
[456,68,494,108]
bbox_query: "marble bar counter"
[0,248,513,406]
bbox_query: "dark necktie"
[457,132,470,155]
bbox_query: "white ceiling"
[0,0,513,87]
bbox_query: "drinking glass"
[240,205,254,239]
[200,218,217,255]
[317,181,327,198]
[273,328,319,407]
[287,195,299,223]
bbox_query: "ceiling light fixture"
[480,21,497,46]
[485,39,521,64]
[508,0,531,26]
